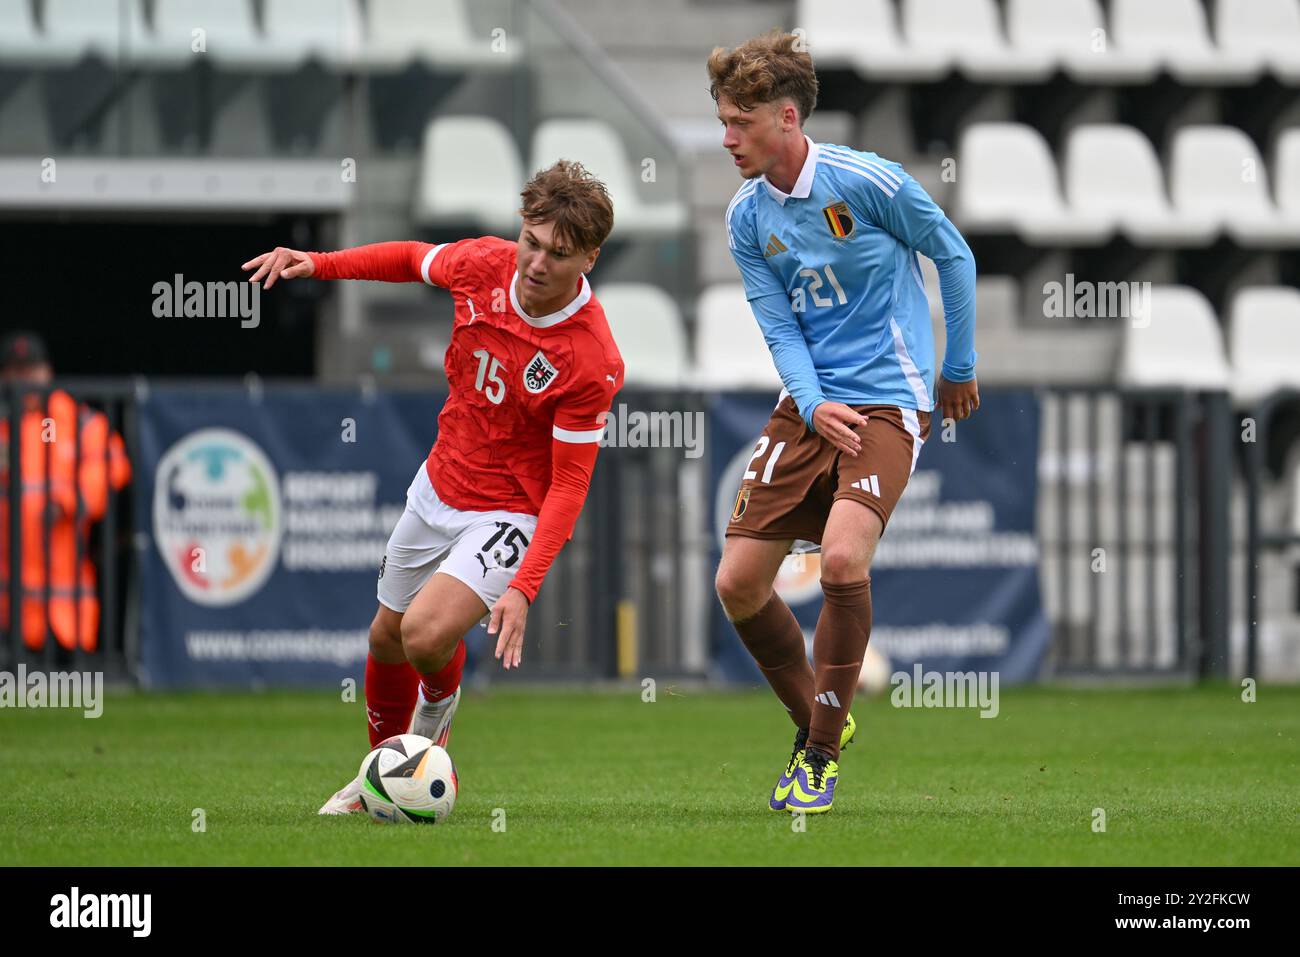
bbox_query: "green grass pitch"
[1,685,1296,865]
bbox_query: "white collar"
[761,135,818,205]
[509,271,591,328]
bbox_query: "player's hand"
[240,246,315,290]
[488,586,530,670]
[936,375,980,422]
[812,402,866,457]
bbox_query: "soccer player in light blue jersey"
[708,32,980,814]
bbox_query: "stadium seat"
[1116,285,1231,390]
[692,285,782,389]
[529,120,686,237]
[1063,124,1216,246]
[150,0,275,69]
[1215,0,1300,85]
[593,283,689,388]
[362,0,514,70]
[1227,286,1300,406]
[1276,128,1300,222]
[956,123,1111,245]
[40,0,152,65]
[1110,0,1261,84]
[0,0,70,66]
[1005,0,1158,83]
[901,0,1053,82]
[796,0,947,81]
[414,116,523,234]
[259,0,364,70]
[1169,125,1300,247]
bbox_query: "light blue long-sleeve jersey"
[726,136,977,430]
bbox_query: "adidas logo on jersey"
[815,690,842,708]
[849,475,881,496]
[523,350,559,394]
[764,234,788,258]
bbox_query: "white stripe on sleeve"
[553,424,605,444]
[420,244,446,286]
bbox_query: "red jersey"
[308,237,624,602]
[419,236,622,514]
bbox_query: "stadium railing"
[1,379,138,683]
[1037,385,1233,679]
[1243,387,1300,679]
[2,379,1277,685]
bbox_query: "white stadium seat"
[0,0,72,67]
[147,0,266,68]
[1215,0,1300,85]
[593,284,689,388]
[40,0,152,65]
[1005,0,1158,83]
[1228,286,1300,406]
[1169,125,1300,247]
[415,116,523,234]
[796,0,947,81]
[902,0,1053,82]
[692,285,782,390]
[956,123,1110,245]
[1063,124,1215,246]
[362,0,514,71]
[530,120,686,237]
[259,0,363,70]
[1117,285,1231,390]
[1110,0,1261,83]
[1275,128,1300,221]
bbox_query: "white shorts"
[376,464,539,615]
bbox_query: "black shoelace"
[803,747,830,790]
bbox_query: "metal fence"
[1035,386,1233,679]
[1,379,138,682]
[3,379,1285,684]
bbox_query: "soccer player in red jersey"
[241,161,624,815]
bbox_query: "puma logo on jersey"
[605,373,618,385]
[849,475,881,496]
[465,297,481,324]
[764,234,788,257]
[815,690,842,708]
[523,350,559,394]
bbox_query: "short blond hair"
[707,30,818,124]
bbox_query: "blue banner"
[708,390,1050,685]
[135,387,440,688]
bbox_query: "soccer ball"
[357,733,458,825]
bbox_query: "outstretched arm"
[241,241,444,289]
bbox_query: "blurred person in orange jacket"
[0,332,131,653]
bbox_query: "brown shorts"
[725,397,931,545]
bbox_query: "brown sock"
[732,591,814,729]
[808,578,872,760]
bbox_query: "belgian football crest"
[731,487,750,521]
[523,350,559,394]
[822,199,855,239]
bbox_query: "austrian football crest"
[523,350,559,394]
